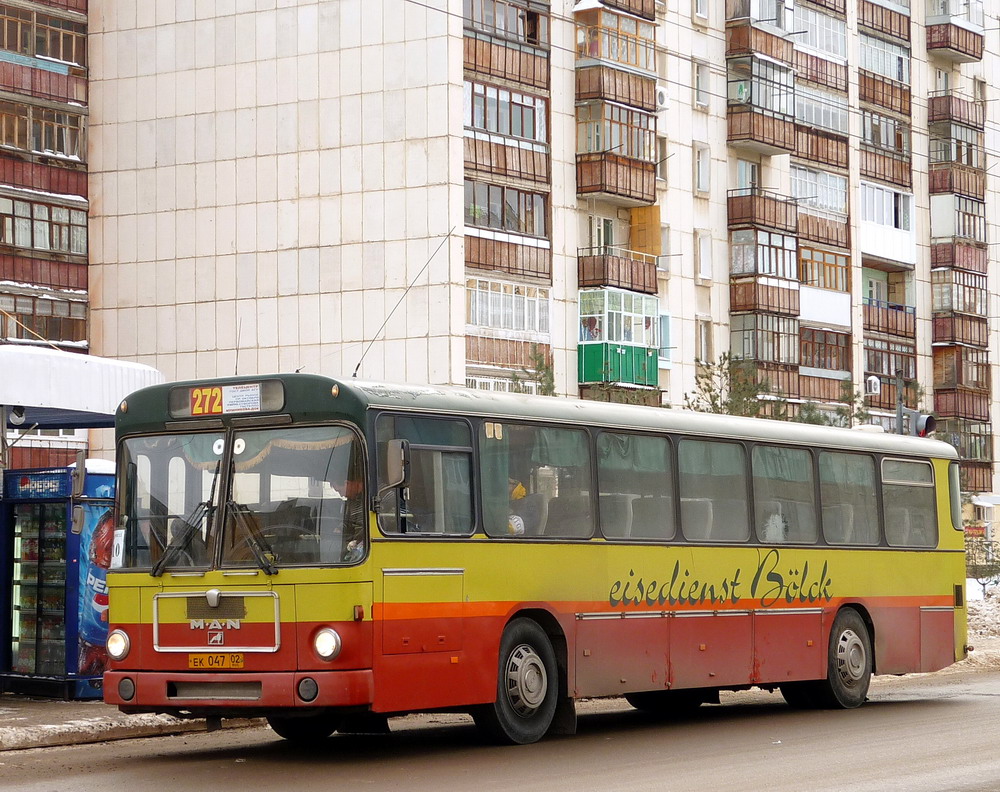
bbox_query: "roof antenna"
[351,226,455,379]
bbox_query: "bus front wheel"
[473,618,558,744]
[266,712,341,743]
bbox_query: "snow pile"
[968,590,1000,640]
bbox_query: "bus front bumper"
[103,669,374,714]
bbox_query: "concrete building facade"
[86,0,1000,493]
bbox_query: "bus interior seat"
[599,493,635,538]
[511,492,547,536]
[630,496,674,540]
[681,498,713,541]
[783,500,817,542]
[885,506,911,546]
[544,494,592,537]
[823,503,854,544]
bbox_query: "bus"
[103,374,968,744]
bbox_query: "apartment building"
[0,1,89,467]
[86,0,998,492]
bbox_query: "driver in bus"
[338,466,366,562]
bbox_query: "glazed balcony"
[931,238,987,275]
[934,346,990,392]
[935,389,990,422]
[858,0,910,42]
[799,374,850,404]
[928,91,985,129]
[727,55,796,155]
[577,246,658,295]
[863,298,915,339]
[467,337,552,371]
[727,188,798,233]
[926,23,984,64]
[750,361,800,399]
[794,49,847,93]
[576,153,656,205]
[937,419,993,468]
[933,313,988,347]
[929,161,985,200]
[578,343,659,387]
[575,65,656,113]
[463,33,549,90]
[730,278,800,317]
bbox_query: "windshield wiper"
[228,501,279,576]
[151,501,209,577]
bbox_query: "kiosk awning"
[1,346,163,429]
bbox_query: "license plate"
[188,653,245,670]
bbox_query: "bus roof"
[117,374,958,460]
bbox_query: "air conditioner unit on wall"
[655,85,669,111]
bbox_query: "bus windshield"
[115,425,367,571]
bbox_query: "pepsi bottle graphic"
[78,509,113,677]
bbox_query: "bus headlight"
[314,628,342,660]
[107,629,131,660]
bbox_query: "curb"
[0,716,264,752]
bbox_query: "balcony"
[863,298,915,339]
[926,23,984,64]
[463,34,549,89]
[935,389,990,422]
[725,19,793,66]
[576,153,655,205]
[578,343,659,387]
[858,0,911,42]
[578,246,658,295]
[727,56,796,155]
[799,374,850,404]
[934,345,990,392]
[929,161,985,200]
[859,71,910,116]
[937,419,993,468]
[798,207,850,249]
[727,188,797,233]
[575,66,656,113]
[859,147,911,189]
[933,313,988,347]
[796,126,850,170]
[727,99,796,156]
[928,91,985,129]
[865,375,918,412]
[749,361,800,399]
[730,278,800,317]
[464,136,549,185]
[467,337,552,371]
[931,238,987,274]
[794,50,848,93]
[465,234,551,281]
[959,461,992,493]
[602,0,656,21]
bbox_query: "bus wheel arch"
[473,613,564,744]
[818,605,874,709]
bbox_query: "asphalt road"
[3,669,999,792]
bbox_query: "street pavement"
[0,693,262,751]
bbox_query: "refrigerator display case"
[1,465,114,699]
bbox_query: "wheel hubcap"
[504,643,548,717]
[836,628,867,687]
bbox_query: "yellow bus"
[103,374,968,744]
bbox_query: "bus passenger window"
[819,452,878,545]
[597,432,673,540]
[677,439,749,542]
[882,459,936,548]
[751,445,817,544]
[480,422,593,538]
[376,415,474,536]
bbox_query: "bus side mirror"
[383,439,410,490]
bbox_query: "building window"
[860,182,912,231]
[862,110,911,157]
[932,269,987,315]
[800,328,850,372]
[696,230,712,279]
[791,166,848,215]
[694,61,710,108]
[0,6,86,67]
[467,277,550,335]
[696,315,713,361]
[579,288,659,347]
[865,337,915,379]
[728,56,794,117]
[930,123,982,168]
[694,0,709,21]
[466,374,539,394]
[0,292,86,344]
[796,86,849,135]
[796,5,847,59]
[860,34,910,85]
[730,229,798,280]
[0,196,87,255]
[656,137,669,182]
[575,9,656,72]
[577,103,656,162]
[927,0,984,26]
[800,246,849,292]
[464,0,550,46]
[464,179,547,237]
[658,314,672,364]
[731,314,799,365]
[953,196,986,242]
[694,144,710,193]
[0,100,85,159]
[464,81,548,144]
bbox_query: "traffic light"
[911,413,936,438]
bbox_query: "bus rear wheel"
[266,712,341,743]
[473,618,558,745]
[782,609,872,710]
